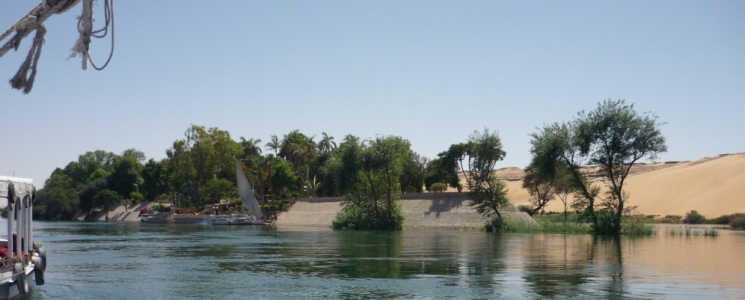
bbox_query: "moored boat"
[211,215,232,225]
[228,214,263,225]
[0,176,47,299]
[211,162,266,226]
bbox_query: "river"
[18,222,745,299]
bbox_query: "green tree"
[86,168,111,183]
[529,99,666,234]
[521,164,555,216]
[239,137,263,167]
[109,156,143,200]
[317,132,337,154]
[121,148,146,163]
[332,135,411,230]
[166,125,243,205]
[61,150,118,189]
[265,135,281,155]
[94,189,121,221]
[578,100,666,233]
[78,178,109,217]
[683,210,705,224]
[400,153,428,193]
[271,159,297,199]
[199,178,236,204]
[141,158,169,201]
[457,129,509,220]
[34,172,79,220]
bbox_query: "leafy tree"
[129,191,145,205]
[75,150,119,185]
[86,168,111,183]
[94,189,121,221]
[141,158,169,201]
[315,150,340,197]
[34,172,79,220]
[78,178,109,217]
[271,160,297,198]
[279,130,317,184]
[683,210,705,224]
[521,164,555,216]
[400,153,428,193]
[335,135,362,195]
[199,178,236,204]
[423,144,468,192]
[459,129,509,220]
[578,100,666,233]
[529,99,666,234]
[332,135,411,230]
[553,162,574,224]
[121,148,146,163]
[109,156,143,200]
[166,125,243,205]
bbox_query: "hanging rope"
[0,0,115,94]
[69,0,115,71]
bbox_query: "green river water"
[15,222,745,299]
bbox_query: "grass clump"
[484,217,592,234]
[665,227,719,237]
[620,216,655,235]
[484,213,653,235]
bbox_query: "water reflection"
[25,222,745,299]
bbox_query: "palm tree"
[265,135,280,155]
[317,132,337,153]
[240,137,262,157]
[240,137,262,168]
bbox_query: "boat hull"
[0,265,35,300]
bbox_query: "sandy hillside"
[452,153,745,218]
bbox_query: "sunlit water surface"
[16,222,745,299]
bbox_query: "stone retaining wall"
[276,196,536,229]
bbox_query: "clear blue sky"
[1,1,743,187]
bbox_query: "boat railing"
[0,258,14,271]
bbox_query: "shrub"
[516,205,532,214]
[683,210,705,224]
[332,203,404,230]
[730,215,745,230]
[430,183,447,193]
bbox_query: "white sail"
[236,162,263,220]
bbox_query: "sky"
[1,0,743,187]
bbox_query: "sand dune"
[454,153,745,218]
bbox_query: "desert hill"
[454,153,745,218]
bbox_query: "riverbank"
[84,202,150,222]
[276,193,536,229]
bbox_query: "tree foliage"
[457,129,510,220]
[521,164,555,216]
[94,189,121,221]
[529,99,666,234]
[332,135,411,230]
[34,172,79,220]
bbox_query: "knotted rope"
[0,0,115,94]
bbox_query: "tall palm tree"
[239,137,262,168]
[317,132,337,153]
[265,135,280,155]
[240,137,263,157]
